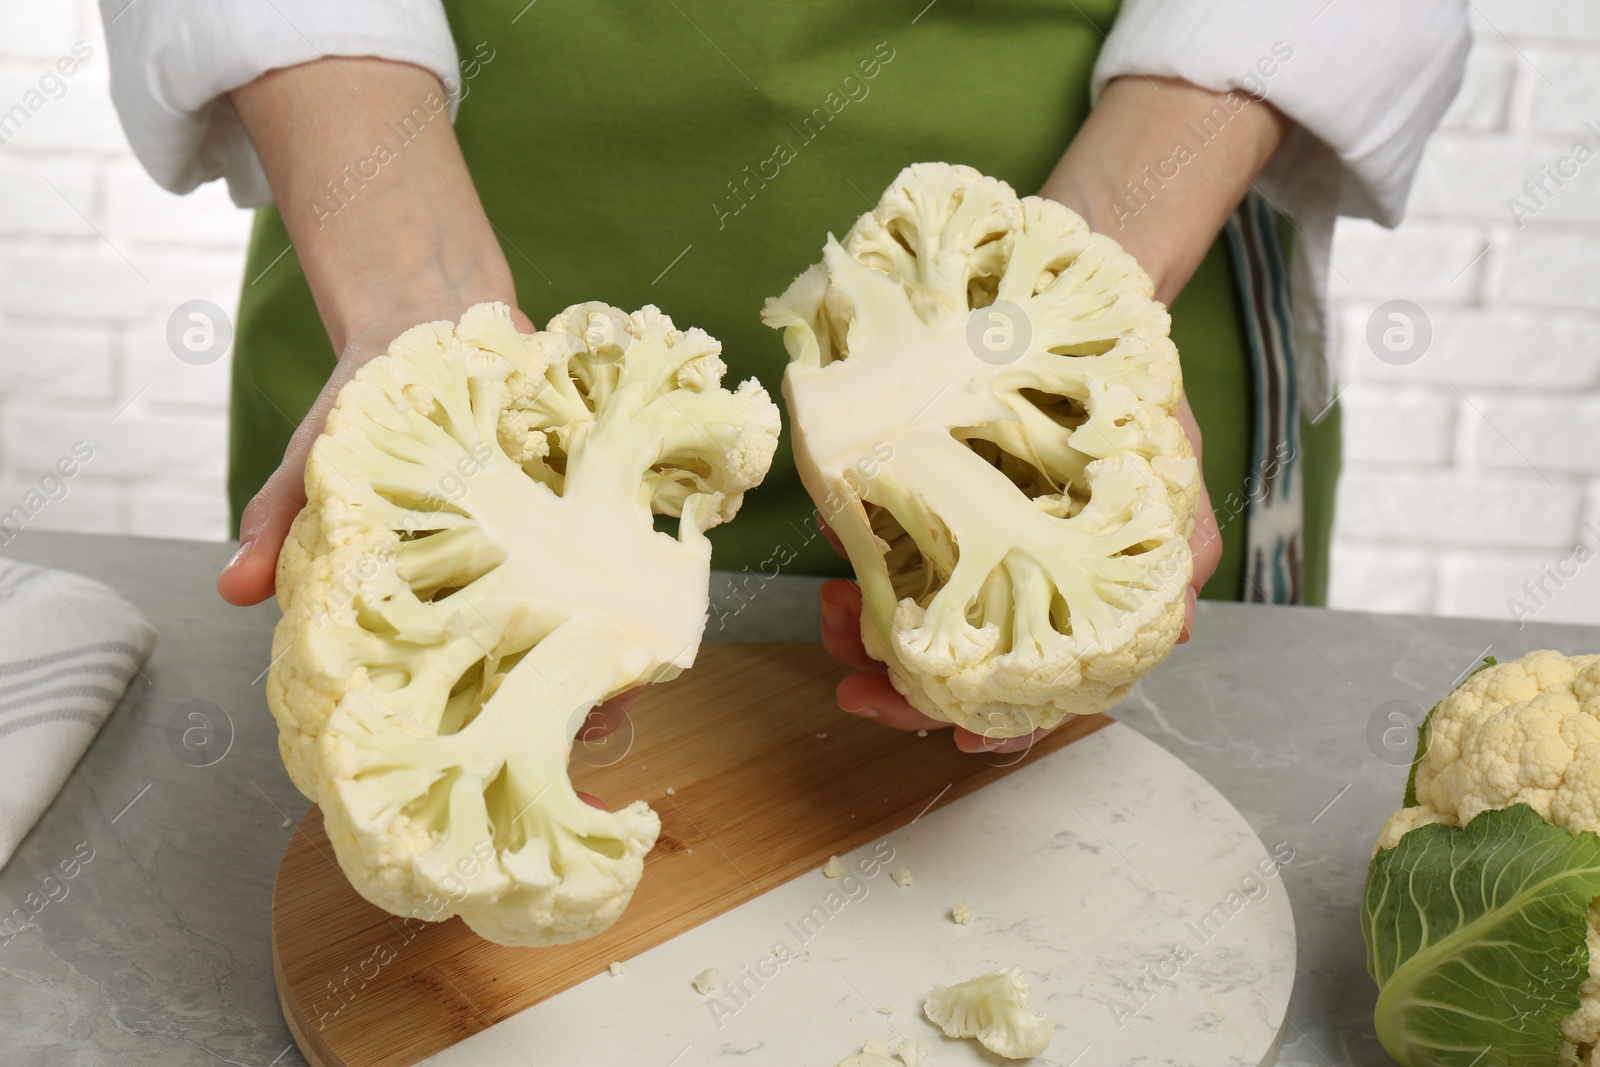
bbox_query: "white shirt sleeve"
[100,0,461,209]
[1092,0,1471,413]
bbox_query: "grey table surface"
[3,529,1598,1067]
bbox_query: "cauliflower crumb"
[823,855,845,878]
[608,961,625,977]
[834,1037,929,1067]
[916,730,928,737]
[895,1040,930,1067]
[692,967,720,994]
[817,732,829,739]
[773,942,792,959]
[890,866,913,887]
[951,902,974,924]
[665,786,676,796]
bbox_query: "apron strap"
[1223,192,1304,605]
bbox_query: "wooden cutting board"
[271,642,1109,1067]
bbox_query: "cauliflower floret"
[1374,650,1600,1052]
[268,301,779,947]
[765,163,1196,736]
[923,967,1054,1060]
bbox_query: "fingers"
[218,357,364,605]
[572,689,644,811]
[602,686,645,715]
[837,672,1066,756]
[836,671,949,732]
[953,725,1055,755]
[217,307,534,609]
[823,578,1064,753]
[815,512,848,559]
[831,636,1069,756]
[1180,467,1220,644]
[818,579,885,673]
[1174,393,1220,644]
[216,462,306,606]
[1188,475,1222,591]
[578,687,644,742]
[577,705,626,742]
[822,579,949,734]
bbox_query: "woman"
[104,0,1469,749]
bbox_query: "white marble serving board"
[420,722,1296,1067]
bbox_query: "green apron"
[229,0,1338,604]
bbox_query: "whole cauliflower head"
[267,301,779,946]
[764,162,1197,738]
[1375,650,1600,1058]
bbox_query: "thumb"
[216,460,306,607]
[217,359,357,606]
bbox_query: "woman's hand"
[1176,394,1221,642]
[217,57,525,606]
[820,576,1046,754]
[217,302,532,606]
[1034,74,1285,639]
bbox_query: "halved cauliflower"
[764,162,1197,737]
[267,301,779,946]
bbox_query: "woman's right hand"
[217,301,532,606]
[217,57,526,606]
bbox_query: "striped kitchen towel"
[0,559,155,870]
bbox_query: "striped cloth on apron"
[1225,191,1304,605]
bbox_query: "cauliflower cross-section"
[267,301,779,946]
[764,162,1197,737]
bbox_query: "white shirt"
[100,0,1470,412]
[1093,0,1471,412]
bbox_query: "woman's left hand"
[820,576,1051,754]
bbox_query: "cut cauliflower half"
[267,301,779,946]
[1372,650,1600,1060]
[764,162,1197,738]
[923,966,1054,1059]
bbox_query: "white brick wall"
[0,0,249,543]
[1,4,1596,628]
[1329,6,1600,626]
